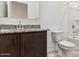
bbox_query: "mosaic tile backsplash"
[0,25,40,29]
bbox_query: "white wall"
[26,1,39,19]
[0,18,40,25]
[40,1,79,53]
[40,1,66,52]
[0,1,7,17]
[40,1,66,30]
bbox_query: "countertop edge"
[0,29,49,34]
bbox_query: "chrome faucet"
[17,21,23,29]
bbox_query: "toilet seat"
[58,40,75,50]
[58,40,75,47]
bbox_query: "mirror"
[0,1,39,19]
[8,1,28,18]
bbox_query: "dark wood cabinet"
[21,31,47,57]
[0,33,19,57]
[0,31,47,57]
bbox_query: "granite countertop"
[0,29,49,34]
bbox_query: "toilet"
[52,30,76,56]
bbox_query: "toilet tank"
[52,31,64,42]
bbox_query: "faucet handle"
[17,21,21,28]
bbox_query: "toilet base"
[60,47,79,57]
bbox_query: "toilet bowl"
[58,40,75,50]
[58,40,77,56]
[52,30,77,56]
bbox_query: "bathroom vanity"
[0,29,47,57]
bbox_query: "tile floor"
[47,49,79,57]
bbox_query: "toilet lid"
[58,40,75,47]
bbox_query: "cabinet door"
[21,31,47,57]
[0,33,19,57]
